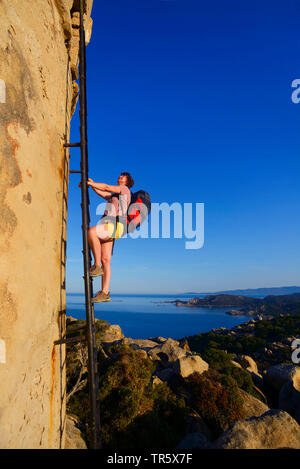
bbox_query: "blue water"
[67,293,249,339]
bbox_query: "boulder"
[173,355,209,379]
[64,416,87,449]
[214,410,300,449]
[264,364,300,393]
[148,338,187,366]
[250,372,264,388]
[178,433,212,449]
[149,337,168,344]
[178,339,191,352]
[279,380,300,424]
[100,324,124,344]
[121,338,158,351]
[239,389,269,419]
[135,349,148,359]
[187,411,212,440]
[156,368,175,383]
[238,355,259,374]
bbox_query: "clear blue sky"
[66,0,300,294]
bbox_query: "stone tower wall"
[0,0,93,448]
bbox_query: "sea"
[66,293,251,340]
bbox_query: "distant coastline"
[183,286,300,296]
[166,292,300,320]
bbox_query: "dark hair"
[120,172,134,189]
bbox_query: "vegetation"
[187,369,244,438]
[67,342,188,448]
[187,314,300,356]
[201,348,259,397]
[66,313,300,448]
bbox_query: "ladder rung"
[67,325,87,333]
[54,335,87,346]
[70,170,81,174]
[64,142,81,148]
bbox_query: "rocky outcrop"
[121,338,159,351]
[66,316,300,450]
[148,338,187,365]
[0,0,93,449]
[177,389,270,449]
[214,410,300,449]
[264,364,300,393]
[120,336,209,380]
[64,416,87,449]
[186,411,212,440]
[278,381,300,424]
[155,368,175,383]
[100,324,124,344]
[149,336,168,344]
[99,328,209,381]
[173,355,208,379]
[236,355,259,374]
[239,389,269,419]
[234,354,264,389]
[278,375,300,424]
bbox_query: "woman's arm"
[92,187,112,199]
[78,180,112,199]
[87,179,122,194]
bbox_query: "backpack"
[125,190,151,233]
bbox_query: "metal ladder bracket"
[54,335,87,346]
[64,142,81,148]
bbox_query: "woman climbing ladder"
[80,171,134,303]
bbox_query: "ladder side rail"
[78,0,101,450]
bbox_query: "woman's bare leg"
[88,225,110,266]
[101,240,113,294]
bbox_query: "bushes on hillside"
[67,343,188,448]
[187,369,244,438]
[115,383,188,448]
[187,315,300,356]
[200,347,258,397]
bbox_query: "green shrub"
[116,383,188,448]
[201,347,234,370]
[87,344,187,449]
[200,347,258,397]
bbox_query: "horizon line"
[66,285,300,296]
